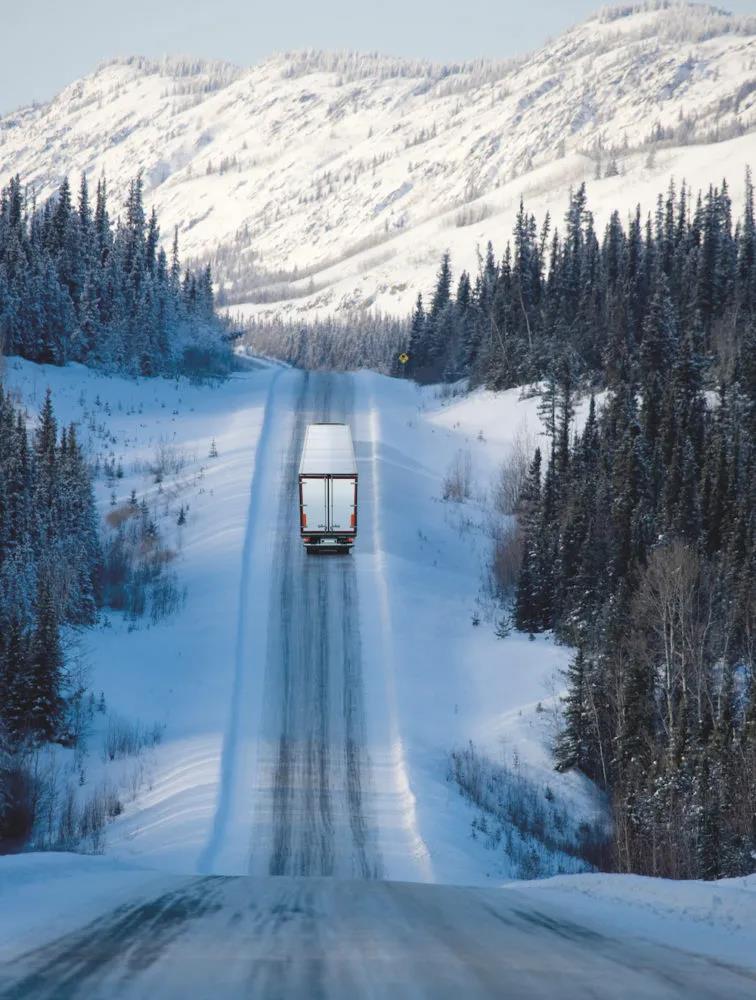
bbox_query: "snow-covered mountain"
[2,1,756,322]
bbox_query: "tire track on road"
[256,372,380,878]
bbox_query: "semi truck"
[298,423,358,553]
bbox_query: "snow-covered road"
[251,372,381,877]
[3,863,755,999]
[200,371,386,877]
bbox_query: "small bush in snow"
[492,424,535,516]
[494,611,514,638]
[55,780,122,853]
[453,202,493,228]
[150,441,188,479]
[104,714,164,762]
[442,449,473,502]
[489,522,524,598]
[99,502,185,623]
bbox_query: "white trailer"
[299,423,358,553]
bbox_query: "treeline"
[417,173,756,877]
[0,173,231,377]
[0,386,100,749]
[243,311,407,372]
[503,214,756,877]
[406,175,756,390]
[0,384,186,845]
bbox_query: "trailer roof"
[299,423,357,476]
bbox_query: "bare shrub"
[78,792,106,852]
[0,750,39,851]
[56,781,123,854]
[125,761,147,802]
[484,420,534,604]
[104,714,164,762]
[150,441,188,480]
[105,504,139,529]
[492,422,536,515]
[490,521,523,598]
[56,784,79,849]
[448,741,611,877]
[150,574,187,624]
[453,202,493,228]
[442,449,473,502]
[1,751,124,855]
[99,502,184,622]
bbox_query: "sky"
[3,0,754,114]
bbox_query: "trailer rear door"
[301,476,328,531]
[330,477,356,532]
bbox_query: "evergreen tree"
[514,448,543,632]
[554,648,591,773]
[0,387,101,750]
[0,173,229,376]
[407,173,755,396]
[27,572,63,743]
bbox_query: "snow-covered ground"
[354,372,605,884]
[520,870,756,972]
[2,356,597,883]
[1,853,755,998]
[3,355,756,991]
[1,4,755,322]
[3,356,279,871]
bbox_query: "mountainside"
[2,2,756,322]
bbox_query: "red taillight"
[350,513,356,528]
[301,512,307,527]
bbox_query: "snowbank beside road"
[4,357,278,871]
[352,373,605,884]
[2,853,755,997]
[518,871,756,972]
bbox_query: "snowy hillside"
[1,2,755,322]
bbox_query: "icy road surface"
[3,868,755,1000]
[200,371,388,878]
[252,373,380,877]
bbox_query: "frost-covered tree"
[512,280,755,878]
[0,385,101,748]
[0,173,231,377]
[403,173,756,394]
